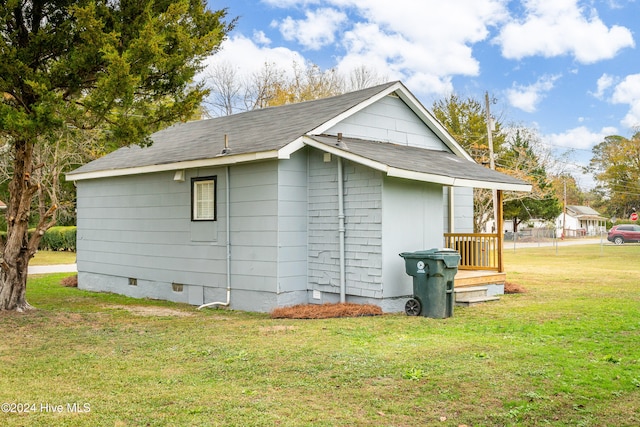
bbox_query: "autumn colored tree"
[205,61,386,116]
[432,96,560,232]
[0,0,233,311]
[587,131,640,218]
[501,128,562,231]
[549,173,584,207]
[432,94,507,231]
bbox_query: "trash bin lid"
[399,248,460,268]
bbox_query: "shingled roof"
[305,135,529,191]
[67,81,531,192]
[68,82,402,178]
[566,205,606,220]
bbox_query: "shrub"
[39,226,77,252]
[0,227,76,251]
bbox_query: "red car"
[607,224,640,244]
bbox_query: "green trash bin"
[399,248,461,318]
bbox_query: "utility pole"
[485,92,498,232]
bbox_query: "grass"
[30,250,76,266]
[1,243,639,426]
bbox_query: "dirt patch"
[259,325,296,333]
[271,303,383,319]
[108,305,193,317]
[60,275,78,287]
[504,281,527,294]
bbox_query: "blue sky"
[205,0,639,188]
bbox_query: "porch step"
[454,286,500,307]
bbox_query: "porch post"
[496,190,504,272]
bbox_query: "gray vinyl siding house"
[67,81,529,312]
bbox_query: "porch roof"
[304,135,532,192]
[567,205,607,221]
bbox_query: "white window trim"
[192,176,217,221]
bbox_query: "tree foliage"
[431,94,505,165]
[501,128,562,231]
[432,96,561,232]
[587,131,640,218]
[0,0,232,311]
[432,95,504,232]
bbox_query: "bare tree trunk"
[0,139,56,312]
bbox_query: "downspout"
[198,164,231,309]
[337,153,346,303]
[448,186,455,233]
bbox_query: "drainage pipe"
[198,166,231,310]
[337,157,346,303]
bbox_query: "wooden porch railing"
[444,233,502,271]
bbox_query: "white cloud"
[496,0,634,63]
[541,125,618,189]
[200,35,306,81]
[274,8,348,50]
[592,73,615,99]
[337,0,509,97]
[252,30,271,46]
[611,74,640,129]
[260,0,508,98]
[263,0,319,6]
[544,125,618,150]
[506,75,560,113]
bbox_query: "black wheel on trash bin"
[405,298,421,316]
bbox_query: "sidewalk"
[28,264,77,275]
[504,237,606,248]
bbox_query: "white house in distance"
[67,81,530,313]
[556,205,607,237]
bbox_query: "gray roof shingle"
[567,205,606,219]
[67,80,530,191]
[69,82,399,175]
[308,135,529,189]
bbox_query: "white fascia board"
[278,137,305,159]
[387,167,456,186]
[308,82,403,136]
[301,137,389,173]
[389,167,531,191]
[452,177,532,192]
[302,136,532,192]
[66,150,280,181]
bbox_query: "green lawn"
[1,243,639,426]
[30,250,76,266]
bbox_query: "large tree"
[0,0,232,311]
[432,94,507,232]
[432,96,561,232]
[587,131,640,218]
[500,128,562,231]
[432,94,506,165]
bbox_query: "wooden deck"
[454,269,506,288]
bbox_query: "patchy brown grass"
[60,274,78,287]
[271,302,383,319]
[504,281,527,294]
[108,304,193,317]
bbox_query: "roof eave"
[302,136,532,192]
[66,150,280,181]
